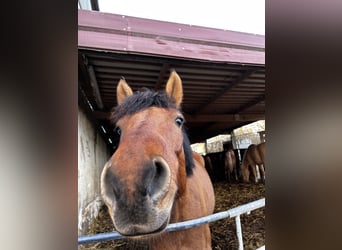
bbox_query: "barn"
[78,3,265,249]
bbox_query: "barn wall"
[78,107,110,234]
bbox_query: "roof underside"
[78,10,265,151]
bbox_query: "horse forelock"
[110,88,177,123]
[110,88,194,176]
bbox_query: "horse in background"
[241,142,266,183]
[204,155,215,182]
[224,149,238,183]
[101,71,215,249]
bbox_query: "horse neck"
[171,160,214,223]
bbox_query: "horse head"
[100,71,194,237]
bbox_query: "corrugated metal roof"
[78,10,265,151]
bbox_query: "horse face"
[101,71,186,237]
[101,107,185,236]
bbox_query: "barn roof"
[78,9,265,151]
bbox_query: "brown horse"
[101,71,215,249]
[224,149,238,183]
[204,155,215,181]
[241,142,266,183]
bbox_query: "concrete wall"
[78,107,110,234]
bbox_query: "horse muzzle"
[101,156,175,236]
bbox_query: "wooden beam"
[154,63,170,90]
[78,54,92,96]
[79,54,104,109]
[93,111,111,120]
[192,69,257,114]
[87,65,104,109]
[233,94,265,113]
[185,113,264,122]
[92,111,264,122]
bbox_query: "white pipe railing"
[78,198,265,249]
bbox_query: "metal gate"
[78,198,265,250]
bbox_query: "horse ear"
[165,70,183,108]
[117,78,133,105]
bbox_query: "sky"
[98,0,265,35]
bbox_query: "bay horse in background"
[204,155,215,182]
[224,149,238,183]
[241,142,266,184]
[101,71,215,249]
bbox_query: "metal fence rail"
[78,198,265,250]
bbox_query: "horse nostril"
[147,156,171,199]
[101,164,121,206]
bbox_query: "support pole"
[235,215,244,250]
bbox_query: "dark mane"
[182,129,194,176]
[110,88,194,176]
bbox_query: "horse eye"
[115,127,121,135]
[175,117,184,127]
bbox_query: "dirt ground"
[79,181,265,250]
